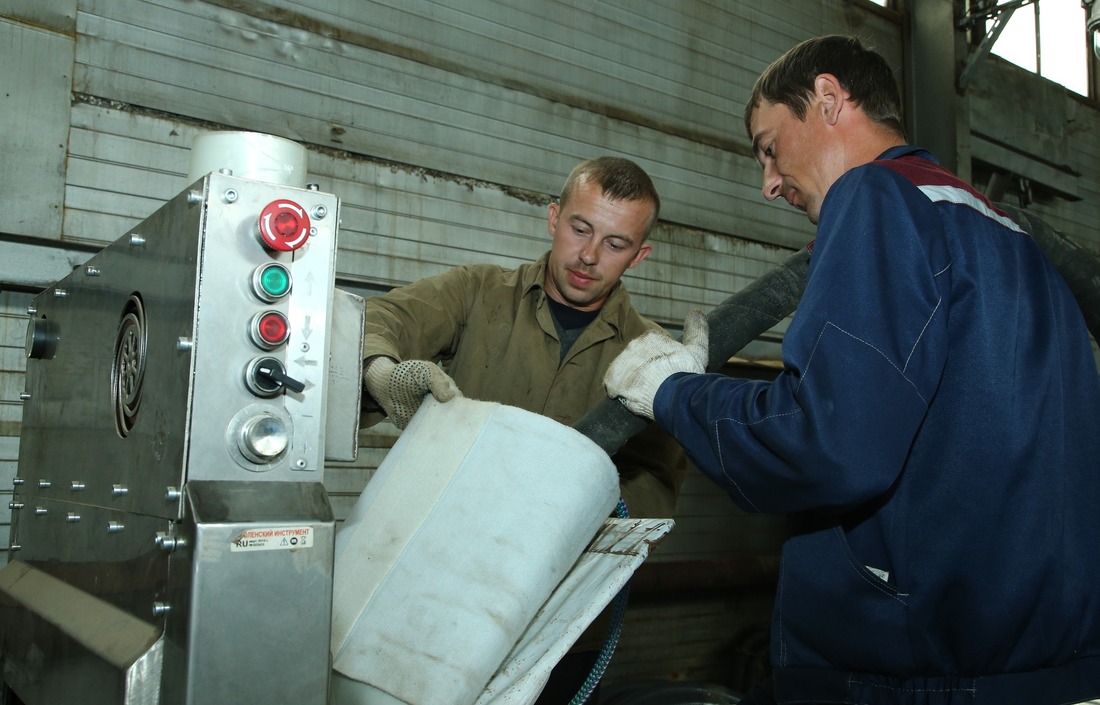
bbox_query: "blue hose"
[569,497,632,705]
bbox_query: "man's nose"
[579,239,599,265]
[762,164,782,201]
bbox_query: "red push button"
[258,199,311,251]
[250,311,291,349]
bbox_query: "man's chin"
[560,290,603,311]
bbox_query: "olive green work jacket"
[361,252,686,518]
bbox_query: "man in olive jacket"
[360,156,687,701]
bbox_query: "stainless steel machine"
[0,172,364,705]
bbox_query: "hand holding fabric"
[362,357,461,429]
[604,310,709,420]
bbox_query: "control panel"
[15,172,342,536]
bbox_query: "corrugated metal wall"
[2,0,1098,691]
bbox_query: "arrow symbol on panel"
[301,315,314,339]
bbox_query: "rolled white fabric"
[187,131,308,187]
[330,397,619,705]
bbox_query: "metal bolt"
[26,305,37,315]
[53,288,68,298]
[111,484,129,497]
[8,502,24,511]
[294,458,307,470]
[186,190,203,205]
[12,478,23,486]
[107,521,125,533]
[66,512,81,523]
[152,602,171,617]
[155,531,185,552]
[19,393,30,401]
[310,204,328,220]
[306,182,320,191]
[309,226,317,238]
[223,189,239,204]
[85,266,100,277]
[71,481,85,491]
[9,545,20,552]
[36,479,51,489]
[176,337,193,352]
[165,486,182,502]
[34,507,47,516]
[130,234,146,247]
[217,168,233,176]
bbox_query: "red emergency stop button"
[258,199,311,251]
[250,310,291,349]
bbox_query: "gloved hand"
[362,357,461,429]
[604,310,709,420]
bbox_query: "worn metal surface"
[0,18,73,240]
[0,560,163,705]
[325,288,364,462]
[69,0,837,248]
[4,0,77,30]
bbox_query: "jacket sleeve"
[362,265,483,364]
[654,167,949,514]
[360,266,484,425]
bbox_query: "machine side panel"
[16,188,202,530]
[0,560,163,705]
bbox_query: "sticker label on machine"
[231,526,314,552]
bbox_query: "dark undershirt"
[546,296,599,364]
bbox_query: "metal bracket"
[957,0,1036,93]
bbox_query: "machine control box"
[16,173,341,532]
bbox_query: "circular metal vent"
[112,294,148,438]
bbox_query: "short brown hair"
[559,156,661,235]
[743,35,904,140]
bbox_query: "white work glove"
[604,310,709,420]
[362,357,461,429]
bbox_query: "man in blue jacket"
[605,34,1100,705]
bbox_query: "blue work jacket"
[655,146,1100,704]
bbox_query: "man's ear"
[547,201,560,237]
[814,73,846,126]
[628,241,653,269]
